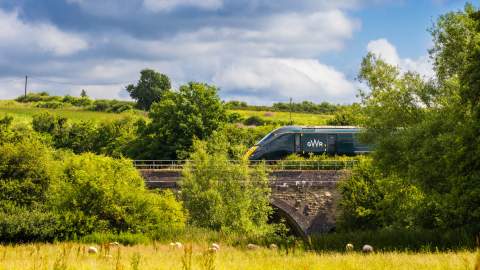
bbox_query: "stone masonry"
[139,169,349,237]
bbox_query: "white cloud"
[143,0,223,12]
[366,38,433,78]
[213,58,357,104]
[0,9,87,56]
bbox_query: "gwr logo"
[306,139,325,148]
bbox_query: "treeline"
[224,100,343,114]
[16,91,135,113]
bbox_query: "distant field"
[232,109,333,125]
[0,243,476,270]
[0,100,145,123]
[0,100,333,125]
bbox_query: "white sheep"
[87,246,98,254]
[269,244,278,250]
[362,244,373,253]
[174,242,183,249]
[247,243,259,250]
[345,243,354,251]
[211,243,220,251]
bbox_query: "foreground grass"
[0,243,476,270]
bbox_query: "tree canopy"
[126,69,171,111]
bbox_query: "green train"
[245,126,371,160]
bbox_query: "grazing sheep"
[247,244,259,250]
[211,243,220,251]
[109,242,120,247]
[345,243,354,251]
[174,242,183,249]
[362,244,373,253]
[269,244,278,250]
[87,246,98,254]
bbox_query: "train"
[245,126,371,160]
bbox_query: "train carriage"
[245,126,371,160]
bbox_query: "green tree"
[126,69,171,111]
[80,89,88,98]
[138,82,227,159]
[181,140,272,234]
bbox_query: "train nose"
[243,146,258,160]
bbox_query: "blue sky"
[0,0,470,104]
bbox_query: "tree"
[181,140,272,234]
[126,69,171,111]
[137,82,227,159]
[80,89,88,98]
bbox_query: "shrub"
[243,115,267,126]
[49,153,185,233]
[36,101,65,109]
[181,141,272,235]
[62,95,92,107]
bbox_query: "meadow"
[0,243,477,270]
[231,109,333,126]
[0,100,332,126]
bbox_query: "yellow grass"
[0,243,476,270]
[231,109,333,126]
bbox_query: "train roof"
[273,125,362,134]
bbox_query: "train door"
[294,133,301,153]
[327,134,336,154]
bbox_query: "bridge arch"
[270,198,309,238]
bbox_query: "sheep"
[175,242,183,249]
[87,246,98,254]
[211,243,220,251]
[269,244,278,250]
[345,243,354,251]
[247,243,259,250]
[109,242,120,247]
[362,244,374,253]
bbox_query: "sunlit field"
[0,100,143,123]
[0,243,477,270]
[0,100,333,125]
[231,109,333,125]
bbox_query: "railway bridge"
[135,160,354,237]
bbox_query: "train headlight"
[243,146,258,160]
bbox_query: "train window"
[256,132,275,145]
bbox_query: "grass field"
[0,100,332,125]
[0,100,143,123]
[0,243,477,270]
[231,109,333,125]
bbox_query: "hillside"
[0,100,332,126]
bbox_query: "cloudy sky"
[0,0,468,104]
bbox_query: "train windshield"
[256,132,275,146]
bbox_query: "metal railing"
[133,159,357,171]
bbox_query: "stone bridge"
[139,169,349,237]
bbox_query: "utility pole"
[24,75,28,97]
[289,97,292,124]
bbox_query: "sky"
[0,0,470,104]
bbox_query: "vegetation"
[338,4,480,235]
[126,69,171,111]
[181,141,272,235]
[0,243,477,270]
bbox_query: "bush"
[15,92,61,103]
[181,141,272,235]
[62,95,92,107]
[243,115,267,126]
[0,209,99,243]
[36,101,65,109]
[49,153,185,233]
